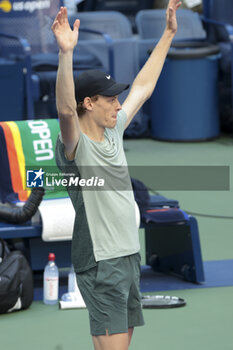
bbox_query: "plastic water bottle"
[43,253,59,305]
[68,265,78,293]
[59,265,86,308]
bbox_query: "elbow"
[57,105,77,119]
[58,111,77,119]
[144,81,159,101]
[138,84,155,102]
[142,89,153,103]
[145,90,153,101]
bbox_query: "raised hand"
[166,0,182,34]
[51,6,80,53]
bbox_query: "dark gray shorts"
[76,253,145,336]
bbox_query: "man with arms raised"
[52,1,181,349]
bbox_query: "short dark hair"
[77,95,99,117]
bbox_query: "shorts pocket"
[94,259,122,291]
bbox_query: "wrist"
[59,49,74,57]
[163,28,177,40]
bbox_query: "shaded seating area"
[1,2,233,136]
[0,0,117,120]
[202,0,233,133]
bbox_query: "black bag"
[0,238,34,313]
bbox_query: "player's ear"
[83,97,93,111]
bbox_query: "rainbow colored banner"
[0,119,66,202]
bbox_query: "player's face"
[92,95,122,128]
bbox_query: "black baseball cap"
[75,70,129,102]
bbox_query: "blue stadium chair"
[203,0,233,28]
[202,0,233,133]
[71,10,133,39]
[135,8,207,68]
[136,8,206,40]
[0,0,63,119]
[69,10,133,79]
[135,8,220,140]
[0,33,38,121]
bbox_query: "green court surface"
[1,287,233,350]
[1,135,233,350]
[125,136,233,264]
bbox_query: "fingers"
[51,6,70,32]
[51,19,58,32]
[73,19,80,32]
[168,0,182,10]
[176,1,182,10]
[57,7,67,25]
[167,0,182,15]
[54,6,68,26]
[61,7,68,24]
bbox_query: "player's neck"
[79,117,105,142]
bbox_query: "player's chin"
[107,118,117,128]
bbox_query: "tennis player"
[52,1,181,349]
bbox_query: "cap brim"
[99,83,130,97]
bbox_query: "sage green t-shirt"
[56,109,140,269]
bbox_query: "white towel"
[40,198,75,241]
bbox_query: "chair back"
[69,11,133,40]
[136,9,206,40]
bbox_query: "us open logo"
[26,168,44,187]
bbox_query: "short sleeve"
[55,133,75,172]
[115,109,127,137]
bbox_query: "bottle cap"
[48,253,55,261]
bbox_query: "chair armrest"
[0,221,41,239]
[0,32,31,55]
[201,16,233,41]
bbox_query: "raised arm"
[122,0,182,129]
[51,6,80,160]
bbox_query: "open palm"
[166,0,182,34]
[51,7,80,53]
